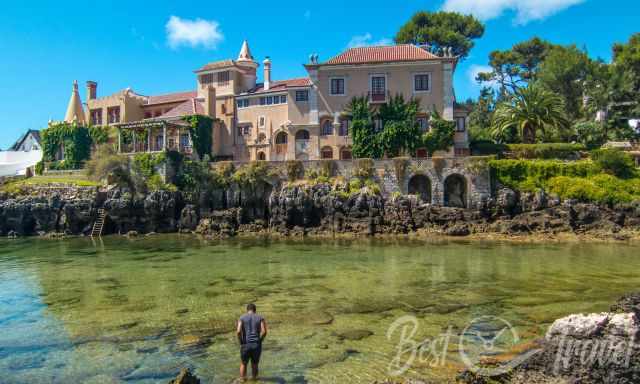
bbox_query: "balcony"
[368,90,389,104]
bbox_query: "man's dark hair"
[247,303,257,312]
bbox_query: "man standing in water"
[237,303,267,381]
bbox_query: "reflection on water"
[0,236,639,383]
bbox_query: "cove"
[0,235,639,383]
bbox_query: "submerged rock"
[168,369,200,384]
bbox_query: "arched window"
[340,147,352,160]
[321,120,333,136]
[321,146,334,159]
[275,131,288,144]
[295,130,310,140]
[257,151,266,161]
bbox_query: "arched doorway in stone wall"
[444,174,467,208]
[408,174,432,203]
[257,151,266,161]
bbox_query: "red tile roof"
[245,77,312,95]
[146,91,197,105]
[324,44,439,65]
[158,98,204,118]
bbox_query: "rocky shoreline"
[1,183,640,240]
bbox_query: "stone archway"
[408,174,432,203]
[295,129,310,160]
[257,151,266,161]
[444,174,467,208]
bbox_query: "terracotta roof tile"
[324,44,439,65]
[146,91,197,105]
[157,98,204,118]
[245,78,312,95]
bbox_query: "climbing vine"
[41,122,92,169]
[183,115,214,159]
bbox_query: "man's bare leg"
[251,362,259,380]
[240,362,247,381]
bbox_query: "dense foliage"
[183,115,214,159]
[491,84,569,143]
[41,122,93,169]
[394,11,484,59]
[346,95,454,158]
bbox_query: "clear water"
[0,236,639,384]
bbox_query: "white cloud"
[347,33,393,49]
[166,16,223,49]
[467,64,495,88]
[441,0,585,24]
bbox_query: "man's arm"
[260,319,268,342]
[236,320,243,344]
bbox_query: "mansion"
[61,41,470,161]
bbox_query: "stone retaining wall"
[227,157,492,208]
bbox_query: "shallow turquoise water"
[0,235,639,383]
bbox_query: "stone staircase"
[91,209,106,237]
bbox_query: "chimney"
[263,57,272,91]
[204,85,216,118]
[86,81,97,100]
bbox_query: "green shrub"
[547,174,640,204]
[147,174,178,192]
[591,148,637,179]
[471,140,506,156]
[285,160,304,181]
[505,143,586,159]
[133,153,165,178]
[348,178,363,191]
[353,158,375,179]
[35,161,44,175]
[489,159,600,191]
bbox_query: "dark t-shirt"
[239,313,264,345]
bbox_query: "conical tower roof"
[237,40,254,62]
[64,80,86,124]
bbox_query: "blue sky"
[0,0,637,149]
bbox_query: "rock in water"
[168,368,200,384]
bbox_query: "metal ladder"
[91,209,106,237]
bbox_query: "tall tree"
[536,45,592,120]
[491,84,569,143]
[467,87,496,142]
[394,11,484,59]
[611,33,640,118]
[477,37,553,95]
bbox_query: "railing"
[368,90,390,103]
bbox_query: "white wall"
[0,150,42,177]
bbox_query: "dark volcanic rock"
[168,368,200,384]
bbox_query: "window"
[295,90,309,102]
[341,148,352,160]
[280,95,287,104]
[201,73,215,84]
[414,74,430,92]
[90,109,102,125]
[238,125,251,136]
[259,116,266,128]
[180,134,190,148]
[330,78,345,95]
[416,117,429,132]
[456,117,466,132]
[237,99,250,108]
[321,120,333,136]
[259,97,266,106]
[218,71,230,86]
[267,96,273,105]
[107,106,120,124]
[257,152,266,160]
[321,146,334,159]
[275,131,288,144]
[339,119,350,136]
[371,76,386,94]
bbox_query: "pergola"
[116,119,193,155]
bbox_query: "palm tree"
[491,84,569,143]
